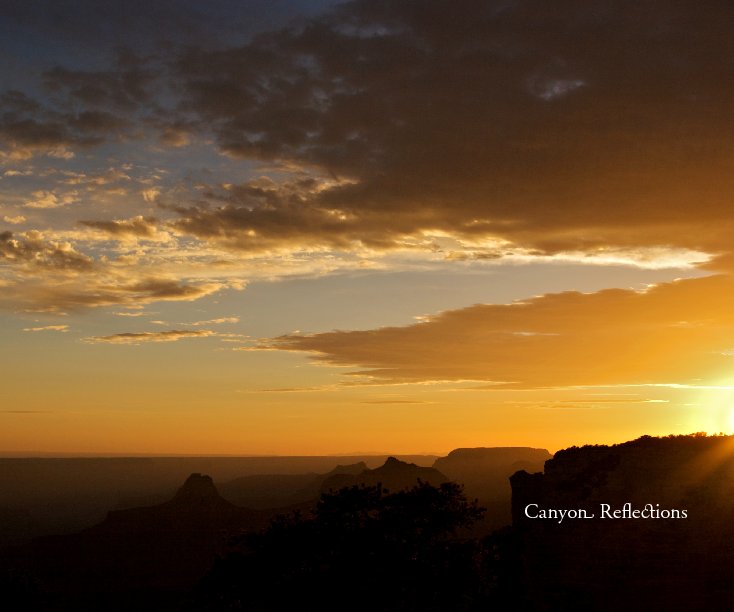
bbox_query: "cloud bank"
[266,275,734,389]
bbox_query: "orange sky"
[2,0,734,455]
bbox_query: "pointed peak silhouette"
[320,457,447,494]
[375,457,424,473]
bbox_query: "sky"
[2,0,734,455]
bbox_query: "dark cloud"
[124,278,213,301]
[3,0,734,333]
[264,274,734,389]
[0,2,341,153]
[0,107,80,151]
[0,89,128,152]
[43,50,154,111]
[68,110,129,133]
[0,91,41,115]
[5,1,734,257]
[169,176,418,251]
[0,1,338,59]
[79,216,159,238]
[167,0,734,255]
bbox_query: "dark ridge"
[509,433,734,610]
[320,457,448,494]
[434,446,551,532]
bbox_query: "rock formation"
[320,457,448,493]
[434,447,551,531]
[509,435,734,610]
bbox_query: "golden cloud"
[4,0,734,321]
[264,274,734,389]
[22,324,69,332]
[84,329,218,344]
[0,230,93,271]
[0,274,230,313]
[78,216,162,239]
[3,215,26,225]
[184,316,239,326]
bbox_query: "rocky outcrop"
[219,462,369,509]
[321,457,448,493]
[13,473,271,609]
[171,473,220,503]
[509,435,734,610]
[434,447,551,476]
[434,447,551,531]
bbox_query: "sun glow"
[692,383,734,435]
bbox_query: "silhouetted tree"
[197,481,488,611]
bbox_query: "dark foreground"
[3,435,734,610]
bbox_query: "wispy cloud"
[254,386,338,393]
[184,316,239,326]
[22,324,69,332]
[1,274,234,313]
[84,329,218,344]
[83,328,247,345]
[360,400,430,405]
[79,216,169,241]
[2,410,48,414]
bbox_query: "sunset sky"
[3,0,734,455]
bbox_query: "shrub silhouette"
[199,481,486,611]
